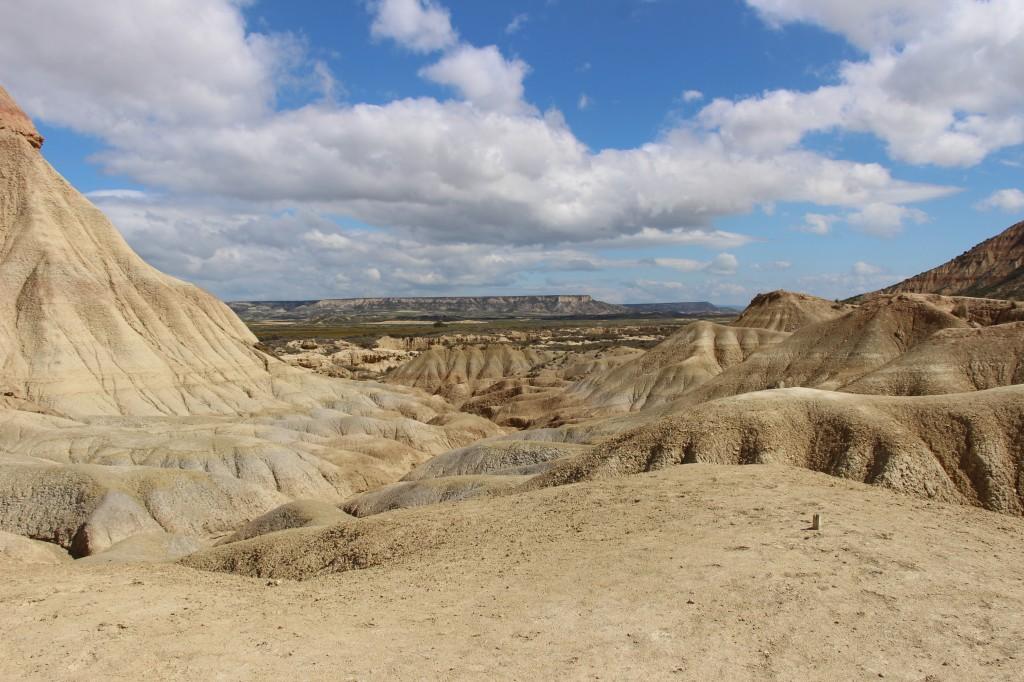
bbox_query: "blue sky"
[4,1,1024,304]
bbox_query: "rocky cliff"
[870,220,1024,300]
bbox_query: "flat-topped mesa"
[230,295,628,320]
[0,85,43,149]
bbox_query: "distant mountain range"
[865,219,1024,300]
[228,296,738,322]
[621,301,739,315]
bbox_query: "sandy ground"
[2,464,1023,681]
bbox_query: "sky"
[1,0,1023,305]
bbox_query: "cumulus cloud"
[795,212,839,235]
[3,0,952,250]
[626,279,748,303]
[0,0,976,298]
[0,0,286,135]
[420,45,531,114]
[753,260,792,271]
[91,194,652,299]
[703,1,1024,167]
[369,0,457,52]
[851,260,881,276]
[976,188,1024,213]
[748,0,938,51]
[682,89,704,102]
[577,94,591,111]
[847,202,927,237]
[798,260,902,299]
[653,252,738,276]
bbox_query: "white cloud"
[0,0,287,135]
[0,0,972,299]
[682,89,704,102]
[85,189,149,201]
[976,188,1024,213]
[91,194,653,299]
[505,13,529,34]
[420,45,531,114]
[2,0,953,251]
[577,94,591,111]
[369,0,457,53]
[798,260,902,299]
[587,228,753,250]
[753,260,791,271]
[626,279,747,303]
[748,0,938,51]
[704,1,1024,167]
[653,252,739,276]
[847,202,927,237]
[795,212,839,235]
[852,260,881,275]
[652,258,704,272]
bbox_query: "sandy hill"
[732,290,854,332]
[869,219,1024,300]
[534,384,1024,516]
[385,344,558,402]
[0,86,500,557]
[685,293,970,401]
[567,321,790,413]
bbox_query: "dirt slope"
[872,219,1024,300]
[386,344,557,402]
[568,321,790,413]
[534,385,1024,516]
[842,322,1024,395]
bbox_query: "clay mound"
[342,475,527,517]
[402,439,588,480]
[534,384,1024,516]
[871,219,1024,300]
[386,344,557,402]
[219,499,352,544]
[0,530,69,564]
[732,290,854,332]
[842,322,1024,395]
[685,294,970,401]
[568,321,790,413]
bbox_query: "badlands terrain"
[3,84,1024,679]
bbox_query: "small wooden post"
[811,513,822,531]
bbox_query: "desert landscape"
[2,0,1024,679]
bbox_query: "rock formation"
[868,219,1024,300]
[0,87,501,556]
